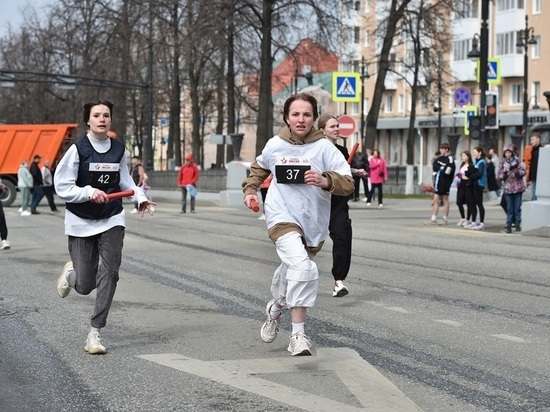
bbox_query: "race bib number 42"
[88,163,120,188]
[275,164,310,184]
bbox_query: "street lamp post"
[360,57,370,150]
[517,15,537,138]
[466,0,490,150]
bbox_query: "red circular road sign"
[338,114,356,137]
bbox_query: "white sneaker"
[258,213,266,220]
[378,204,383,209]
[287,331,312,356]
[473,222,485,230]
[0,239,10,250]
[333,282,349,297]
[130,208,138,214]
[366,202,371,206]
[260,299,281,343]
[56,261,73,298]
[21,210,31,216]
[84,331,107,354]
[457,218,467,227]
[465,222,478,229]
[18,207,23,212]
[461,220,471,228]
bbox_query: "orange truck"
[0,124,78,206]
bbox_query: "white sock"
[291,322,305,335]
[269,304,282,319]
[443,216,448,221]
[431,215,437,221]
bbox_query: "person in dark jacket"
[525,132,543,200]
[351,150,369,201]
[318,113,367,297]
[29,154,44,214]
[424,143,455,225]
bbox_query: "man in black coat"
[29,154,44,214]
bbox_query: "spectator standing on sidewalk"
[424,143,455,225]
[41,159,58,213]
[497,145,526,233]
[0,178,10,250]
[18,161,33,216]
[465,146,487,230]
[177,154,200,214]
[29,154,44,215]
[455,151,475,227]
[318,113,367,297]
[242,94,354,356]
[524,131,543,201]
[366,149,388,208]
[54,99,156,355]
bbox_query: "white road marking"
[385,306,410,313]
[433,319,462,327]
[138,348,422,411]
[490,334,528,343]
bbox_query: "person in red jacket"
[177,154,200,213]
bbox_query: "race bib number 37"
[88,163,120,188]
[275,164,310,184]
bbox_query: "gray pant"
[181,187,195,212]
[68,226,125,328]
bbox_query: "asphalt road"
[1,191,549,411]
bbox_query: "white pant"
[271,231,319,308]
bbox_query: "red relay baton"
[249,198,260,213]
[106,190,134,200]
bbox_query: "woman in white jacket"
[243,94,354,356]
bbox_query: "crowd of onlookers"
[424,131,543,233]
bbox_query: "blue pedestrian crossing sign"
[477,58,501,84]
[332,72,361,102]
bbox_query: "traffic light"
[468,116,482,139]
[485,91,499,129]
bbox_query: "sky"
[0,0,51,36]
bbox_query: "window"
[532,36,541,58]
[354,27,360,44]
[533,82,541,107]
[398,94,405,114]
[533,0,541,13]
[364,30,370,46]
[496,0,525,11]
[385,95,394,113]
[453,39,472,61]
[496,32,517,55]
[510,84,522,105]
[497,85,503,105]
[455,0,477,18]
[354,1,360,11]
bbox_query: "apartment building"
[338,0,547,170]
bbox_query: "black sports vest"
[65,136,125,220]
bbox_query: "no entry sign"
[338,114,356,138]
